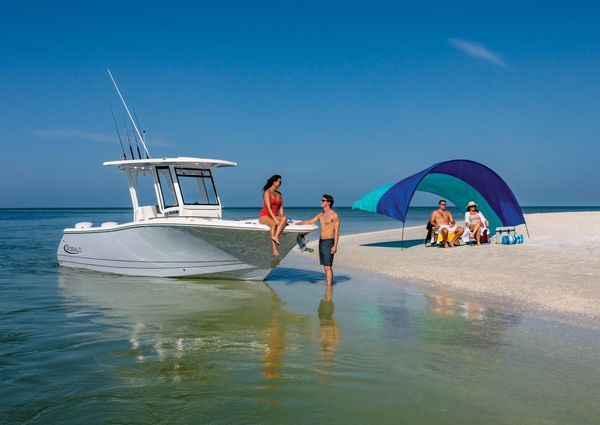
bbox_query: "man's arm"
[296,213,321,225]
[331,213,340,254]
[447,212,456,226]
[430,211,437,226]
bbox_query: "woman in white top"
[464,201,489,245]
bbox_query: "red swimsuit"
[260,195,282,217]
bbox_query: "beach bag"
[425,221,434,244]
[480,229,489,244]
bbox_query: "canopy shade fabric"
[352,160,525,232]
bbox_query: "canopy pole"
[525,222,530,238]
[401,222,405,251]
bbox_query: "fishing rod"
[110,105,127,159]
[107,69,151,158]
[123,118,136,159]
[132,107,149,159]
[131,122,143,160]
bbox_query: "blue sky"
[1,1,599,207]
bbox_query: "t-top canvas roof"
[103,157,238,169]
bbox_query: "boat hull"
[57,222,310,280]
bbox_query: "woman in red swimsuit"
[259,174,287,256]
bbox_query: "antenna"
[110,105,127,159]
[107,69,151,158]
[123,118,136,159]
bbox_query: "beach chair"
[461,227,490,245]
[425,222,445,247]
[426,223,462,247]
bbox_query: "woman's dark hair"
[263,175,282,192]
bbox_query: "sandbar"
[305,212,600,321]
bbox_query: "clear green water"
[2,209,600,424]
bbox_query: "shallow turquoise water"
[1,208,600,424]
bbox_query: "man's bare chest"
[320,213,334,227]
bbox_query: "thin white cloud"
[448,38,507,68]
[146,137,170,147]
[34,129,115,143]
[34,129,170,147]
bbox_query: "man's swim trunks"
[319,238,335,266]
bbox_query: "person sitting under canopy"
[463,201,489,245]
[430,199,464,248]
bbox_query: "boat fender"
[75,222,93,229]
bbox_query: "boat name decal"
[63,244,82,255]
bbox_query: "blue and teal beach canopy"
[352,159,525,232]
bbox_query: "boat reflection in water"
[54,269,600,425]
[58,269,310,388]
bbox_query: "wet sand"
[304,212,600,321]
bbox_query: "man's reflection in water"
[426,293,456,317]
[317,284,340,373]
[422,292,520,348]
[426,293,485,321]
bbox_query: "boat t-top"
[57,71,317,280]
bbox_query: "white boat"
[57,157,317,280]
[57,70,317,280]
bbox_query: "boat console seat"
[137,205,159,221]
[75,222,93,229]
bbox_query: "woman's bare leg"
[260,216,280,256]
[273,215,287,245]
[473,223,482,245]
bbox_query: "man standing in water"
[297,194,340,286]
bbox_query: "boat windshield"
[156,167,178,208]
[133,171,157,206]
[175,168,219,205]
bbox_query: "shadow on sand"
[361,238,424,249]
[266,267,351,285]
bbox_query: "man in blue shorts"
[297,194,340,286]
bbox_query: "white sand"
[307,212,600,320]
